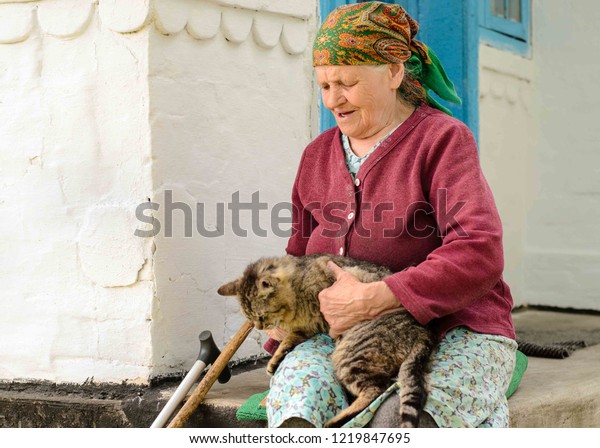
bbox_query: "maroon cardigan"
[266,105,515,353]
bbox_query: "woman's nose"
[323,86,346,110]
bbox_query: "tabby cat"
[217,254,437,428]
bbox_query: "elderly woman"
[264,2,516,428]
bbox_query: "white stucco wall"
[479,45,535,306]
[0,0,155,383]
[522,0,600,310]
[147,0,319,377]
[0,0,318,384]
[480,0,600,311]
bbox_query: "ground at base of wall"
[0,358,269,428]
[513,305,600,347]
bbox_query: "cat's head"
[217,257,295,330]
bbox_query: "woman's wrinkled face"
[316,64,403,140]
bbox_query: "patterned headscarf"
[313,2,461,115]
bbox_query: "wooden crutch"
[164,320,255,428]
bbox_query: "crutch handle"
[150,330,231,428]
[167,320,255,428]
[198,331,230,384]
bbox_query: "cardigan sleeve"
[263,337,280,356]
[383,121,506,326]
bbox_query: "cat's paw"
[266,359,280,376]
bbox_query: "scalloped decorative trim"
[38,0,96,38]
[0,3,35,44]
[0,0,313,55]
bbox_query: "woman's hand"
[264,327,287,342]
[318,261,401,338]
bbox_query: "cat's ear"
[258,275,277,290]
[217,279,240,296]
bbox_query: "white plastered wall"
[0,0,154,383]
[479,45,535,306]
[479,0,600,311]
[0,0,319,384]
[522,0,600,310]
[147,0,319,377]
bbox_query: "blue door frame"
[318,0,480,141]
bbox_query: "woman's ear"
[389,63,405,90]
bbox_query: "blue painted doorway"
[317,0,479,139]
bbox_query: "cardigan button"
[339,247,344,255]
[354,178,361,187]
[347,212,355,220]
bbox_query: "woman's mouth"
[338,111,355,118]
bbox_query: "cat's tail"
[397,337,436,428]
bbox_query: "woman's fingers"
[264,328,287,341]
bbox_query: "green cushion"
[506,350,528,399]
[236,390,269,421]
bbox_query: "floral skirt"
[266,327,517,428]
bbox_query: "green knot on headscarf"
[313,1,461,115]
[405,49,462,116]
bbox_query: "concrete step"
[509,309,600,427]
[0,365,270,428]
[509,343,600,427]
